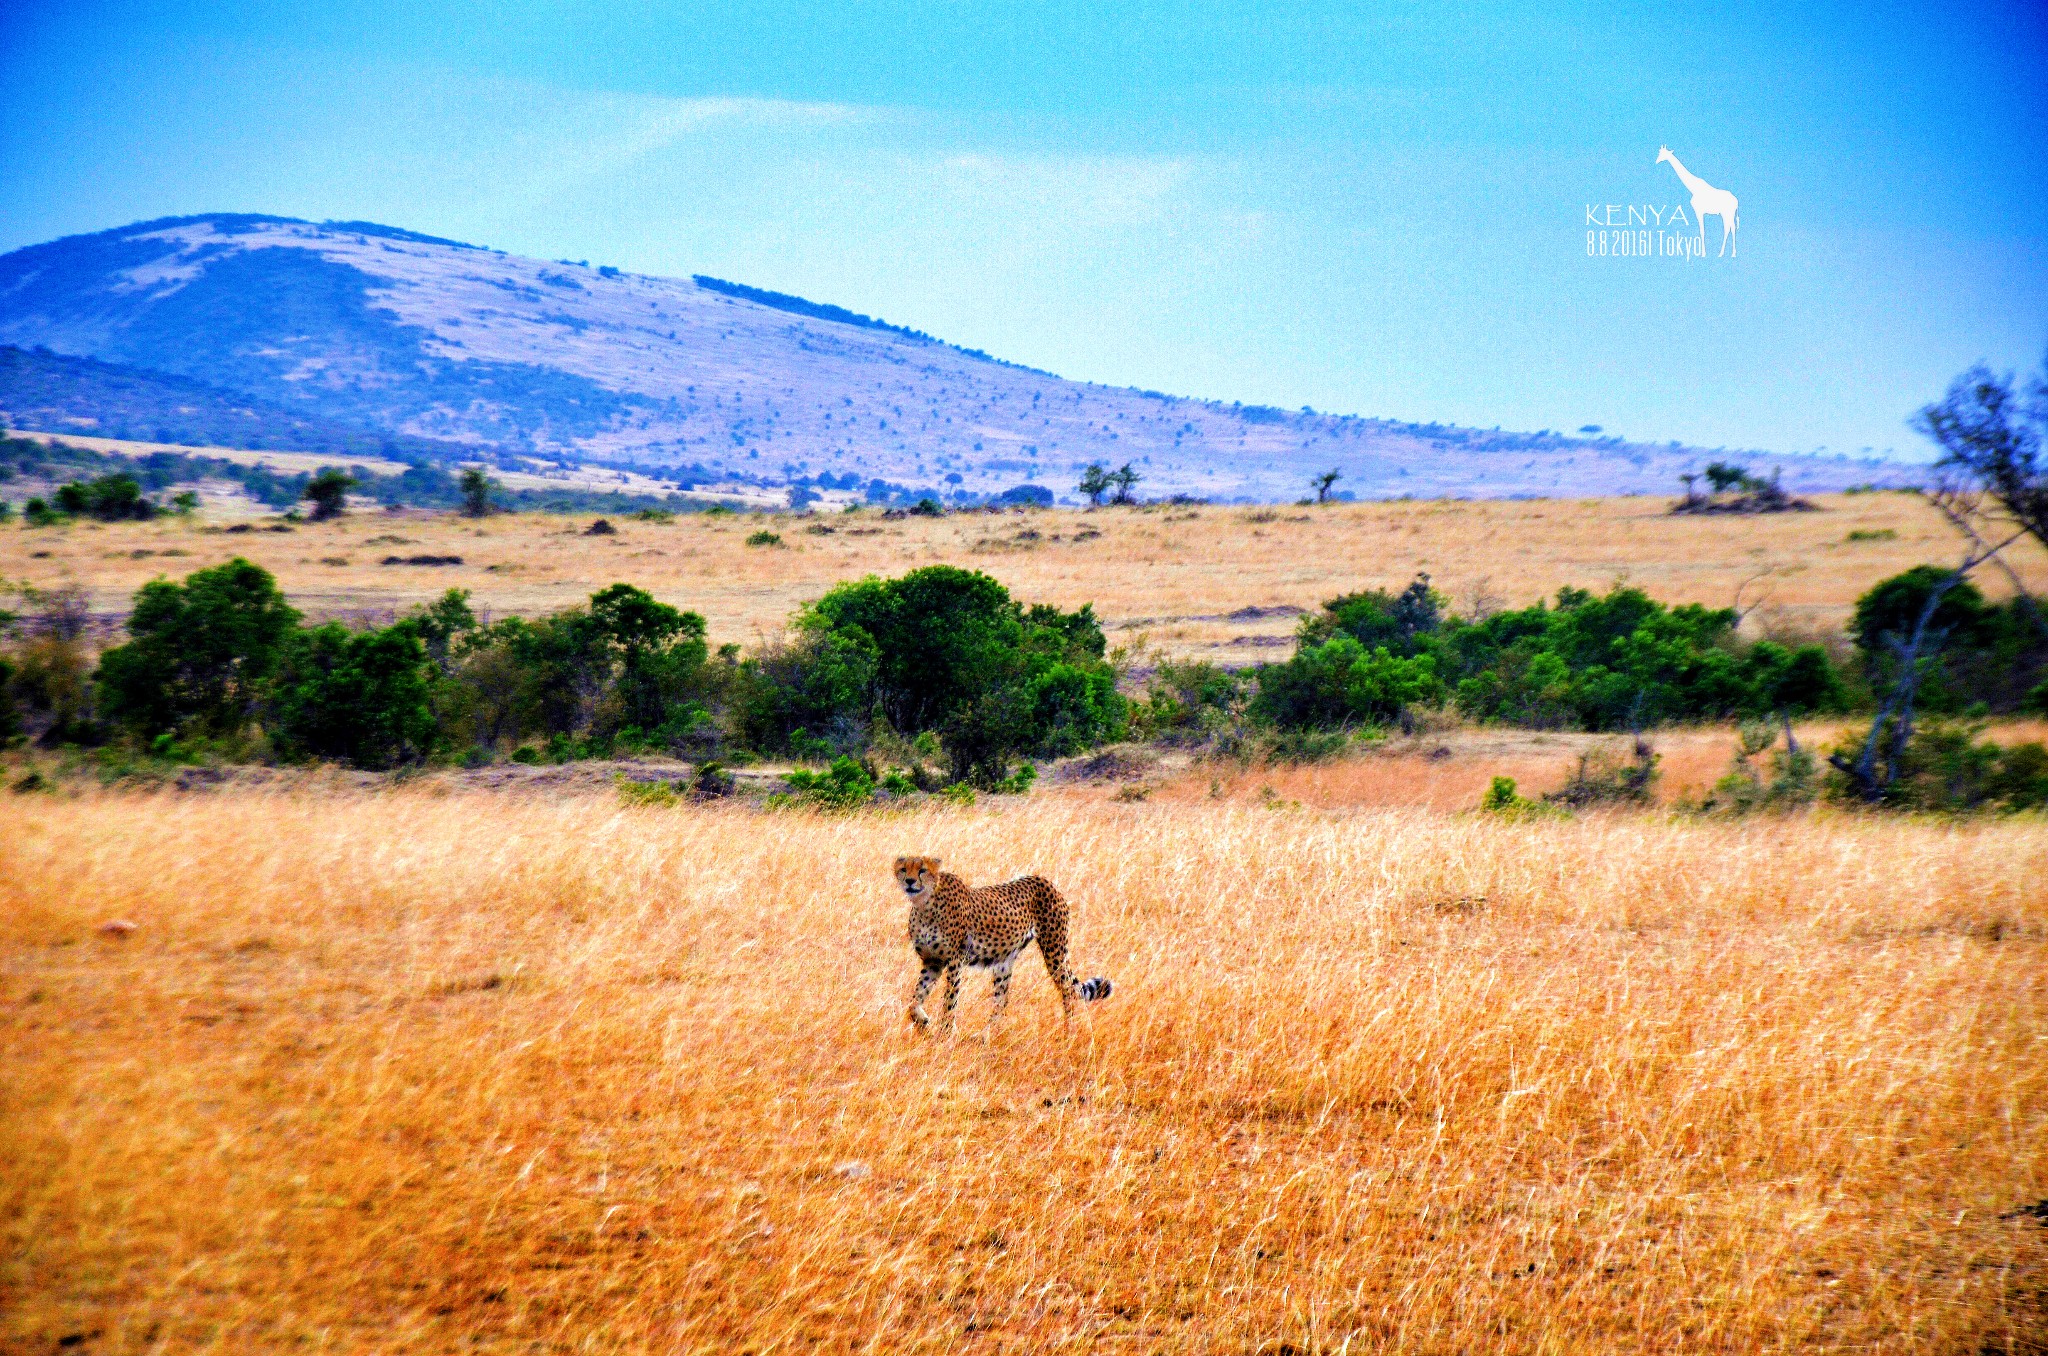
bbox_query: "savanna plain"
[4,494,2047,1352]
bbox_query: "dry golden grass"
[5,790,2045,1352]
[1128,721,2048,813]
[10,493,2043,660]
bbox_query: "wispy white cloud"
[919,152,1197,226]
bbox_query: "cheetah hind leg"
[985,954,1019,1039]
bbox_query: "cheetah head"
[893,855,941,899]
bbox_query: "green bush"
[1252,636,1441,728]
[270,620,439,768]
[303,468,356,521]
[1828,716,2048,813]
[745,565,1122,785]
[1259,577,1844,733]
[1710,720,1819,812]
[54,473,156,521]
[777,755,876,809]
[617,776,681,808]
[1135,659,1245,740]
[1478,775,1556,820]
[96,558,300,738]
[1850,566,2048,713]
[745,530,783,547]
[1543,739,1658,808]
[444,584,709,751]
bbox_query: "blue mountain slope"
[0,214,1912,502]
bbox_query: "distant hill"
[0,214,1913,503]
[0,343,491,466]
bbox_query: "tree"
[1077,462,1112,506]
[96,559,301,737]
[1917,358,2048,549]
[1828,535,2018,802]
[797,566,1122,783]
[587,583,708,733]
[1914,358,2048,610]
[1109,462,1140,505]
[458,466,497,518]
[1312,469,1342,503]
[304,468,356,521]
[1703,461,1750,495]
[1827,357,2048,802]
[271,621,439,768]
[54,474,154,521]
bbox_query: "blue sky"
[2,1,2044,458]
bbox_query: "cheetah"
[893,856,1113,1033]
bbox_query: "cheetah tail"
[1077,977,1113,1003]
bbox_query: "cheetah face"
[894,855,941,899]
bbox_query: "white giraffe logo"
[1657,146,1738,257]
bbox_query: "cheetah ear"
[926,857,941,871]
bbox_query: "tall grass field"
[5,790,2044,1351]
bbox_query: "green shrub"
[96,558,300,738]
[1544,739,1658,807]
[1850,566,2048,713]
[1252,636,1441,728]
[745,530,783,547]
[510,745,542,765]
[303,468,356,521]
[1829,716,2048,813]
[458,467,496,518]
[692,761,737,798]
[1478,775,1555,819]
[1136,660,1245,740]
[8,594,95,744]
[270,620,438,768]
[776,755,876,810]
[55,473,156,521]
[1261,576,1844,734]
[1710,720,1819,812]
[994,762,1038,795]
[617,776,681,808]
[749,565,1122,785]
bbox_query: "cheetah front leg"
[939,962,963,1034]
[909,961,942,1030]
